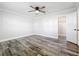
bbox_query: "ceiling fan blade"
[39,10,45,13]
[40,6,45,9]
[30,6,35,9]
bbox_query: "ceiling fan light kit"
[35,10,40,13]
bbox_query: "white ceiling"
[0,2,78,16]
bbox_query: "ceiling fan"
[28,5,46,14]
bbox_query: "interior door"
[58,16,67,56]
[66,11,79,56]
[58,16,66,45]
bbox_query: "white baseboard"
[0,34,58,42]
[35,34,58,39]
[0,34,33,43]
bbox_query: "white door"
[66,11,77,44]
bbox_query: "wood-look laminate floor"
[0,35,79,56]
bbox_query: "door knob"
[74,29,79,31]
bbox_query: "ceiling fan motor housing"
[35,7,39,10]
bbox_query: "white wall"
[0,10,32,42]
[0,11,2,40]
[33,14,58,39]
[0,9,58,42]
